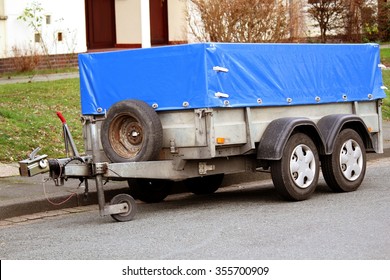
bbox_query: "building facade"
[0,0,188,59]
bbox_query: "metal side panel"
[104,156,254,181]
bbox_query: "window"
[34,33,41,43]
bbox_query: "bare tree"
[307,0,346,43]
[342,0,377,42]
[378,0,390,41]
[186,0,290,43]
[287,0,307,41]
[344,0,363,42]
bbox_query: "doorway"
[85,0,116,49]
[150,0,168,45]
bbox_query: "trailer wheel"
[185,174,224,195]
[128,179,172,203]
[110,194,137,222]
[321,129,366,192]
[271,133,319,201]
[101,100,163,162]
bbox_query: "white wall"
[1,0,189,58]
[116,0,141,45]
[1,0,86,58]
[0,0,7,56]
[115,0,188,46]
[168,0,187,42]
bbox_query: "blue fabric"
[78,43,386,115]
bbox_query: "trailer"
[19,43,386,222]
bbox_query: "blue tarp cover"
[78,43,386,115]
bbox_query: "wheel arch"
[257,117,326,161]
[317,114,374,155]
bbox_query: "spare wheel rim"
[109,114,144,159]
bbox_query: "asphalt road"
[0,157,389,260]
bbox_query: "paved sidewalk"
[0,72,79,84]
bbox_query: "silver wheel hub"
[289,144,316,189]
[339,139,363,181]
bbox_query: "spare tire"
[101,99,163,162]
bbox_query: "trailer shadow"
[133,179,334,217]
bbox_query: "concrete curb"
[0,163,19,178]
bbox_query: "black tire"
[185,174,224,195]
[128,179,172,203]
[271,133,320,201]
[101,99,163,162]
[321,129,366,192]
[110,194,137,222]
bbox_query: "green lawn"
[380,47,390,119]
[381,70,390,119]
[381,47,390,67]
[0,79,83,162]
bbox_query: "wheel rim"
[108,114,144,159]
[289,144,316,189]
[117,199,132,217]
[110,194,137,222]
[339,139,363,181]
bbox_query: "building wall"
[0,0,87,59]
[1,0,188,60]
[116,0,141,45]
[0,53,78,74]
[0,0,7,56]
[168,0,188,43]
[115,0,188,46]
